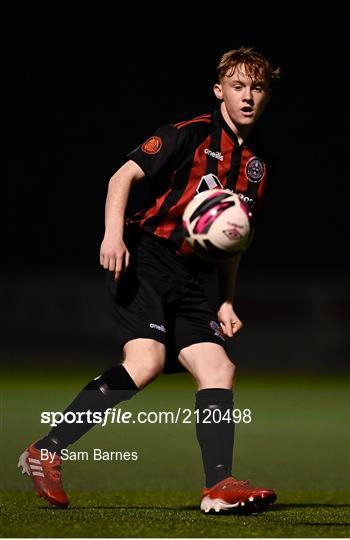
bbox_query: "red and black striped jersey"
[126,109,271,255]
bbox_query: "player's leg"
[173,268,276,513]
[35,338,165,451]
[122,338,165,387]
[178,342,236,487]
[18,337,165,509]
[19,238,171,508]
[179,342,276,513]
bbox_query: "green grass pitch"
[1,367,349,537]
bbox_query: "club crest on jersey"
[246,156,265,183]
[141,136,162,155]
[196,173,223,193]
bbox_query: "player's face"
[213,64,271,133]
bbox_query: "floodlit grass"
[1,369,349,537]
[1,490,349,538]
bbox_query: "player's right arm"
[99,160,145,280]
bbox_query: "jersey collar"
[213,108,260,148]
[213,109,239,144]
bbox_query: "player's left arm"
[217,255,242,337]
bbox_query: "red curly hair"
[217,46,280,84]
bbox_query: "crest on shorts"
[210,320,225,341]
[246,157,265,183]
[141,136,162,155]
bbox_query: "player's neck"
[220,103,253,146]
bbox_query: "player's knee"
[197,356,236,388]
[210,357,235,384]
[139,354,165,385]
[224,359,236,382]
[179,345,236,388]
[123,340,165,388]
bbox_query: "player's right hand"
[99,236,130,281]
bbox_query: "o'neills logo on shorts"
[204,148,224,161]
[150,323,166,333]
[141,136,162,155]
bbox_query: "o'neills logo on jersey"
[204,148,224,161]
[246,156,265,183]
[141,136,162,155]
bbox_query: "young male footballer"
[19,46,279,513]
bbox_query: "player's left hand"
[217,302,243,337]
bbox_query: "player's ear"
[213,83,223,100]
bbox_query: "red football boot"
[18,443,69,509]
[200,476,277,513]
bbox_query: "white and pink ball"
[182,189,252,260]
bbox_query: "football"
[182,189,252,260]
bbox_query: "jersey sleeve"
[126,124,184,178]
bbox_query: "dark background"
[4,4,350,370]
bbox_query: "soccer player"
[19,46,279,513]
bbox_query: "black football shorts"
[106,231,227,372]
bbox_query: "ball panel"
[193,200,235,234]
[188,191,235,224]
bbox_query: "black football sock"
[195,388,234,488]
[35,364,139,453]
